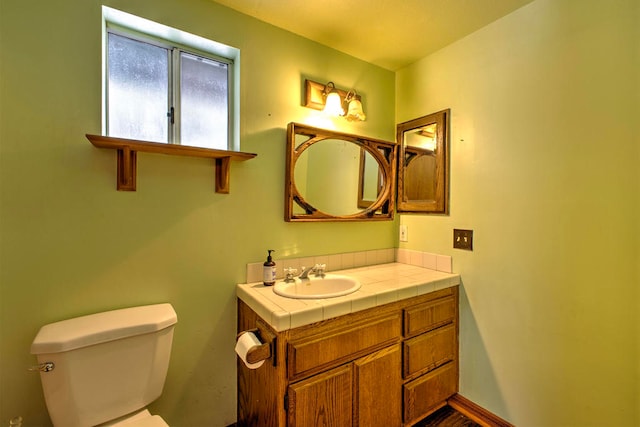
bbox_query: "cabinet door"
[354,344,402,427]
[287,364,353,426]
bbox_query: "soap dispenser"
[263,250,276,286]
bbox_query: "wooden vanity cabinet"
[237,286,458,427]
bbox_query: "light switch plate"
[453,229,473,250]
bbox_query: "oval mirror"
[285,123,396,221]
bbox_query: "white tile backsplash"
[314,255,329,268]
[409,250,423,267]
[327,254,343,271]
[246,263,263,284]
[395,248,409,264]
[397,248,453,274]
[341,252,355,269]
[423,252,438,270]
[436,255,452,273]
[245,248,455,283]
[353,251,367,268]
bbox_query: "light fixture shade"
[345,98,366,121]
[323,92,344,116]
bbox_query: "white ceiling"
[212,0,535,70]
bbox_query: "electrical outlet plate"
[453,229,473,250]
[399,225,408,242]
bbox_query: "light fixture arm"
[322,81,337,98]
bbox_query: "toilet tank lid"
[31,303,177,354]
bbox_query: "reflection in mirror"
[397,109,449,213]
[404,123,437,201]
[293,138,364,216]
[285,123,396,221]
[404,123,437,151]
[358,149,383,208]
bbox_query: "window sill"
[86,134,257,193]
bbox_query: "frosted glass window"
[180,53,228,149]
[105,22,234,149]
[107,33,169,143]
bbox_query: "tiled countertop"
[237,262,460,332]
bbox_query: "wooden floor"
[414,406,482,427]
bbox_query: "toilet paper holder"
[237,321,276,366]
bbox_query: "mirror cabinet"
[397,109,450,213]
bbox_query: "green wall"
[3,0,638,426]
[0,1,395,425]
[397,0,639,425]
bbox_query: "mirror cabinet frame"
[285,122,397,222]
[396,109,450,213]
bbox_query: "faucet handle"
[284,267,297,282]
[314,263,326,277]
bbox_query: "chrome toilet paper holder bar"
[237,321,276,366]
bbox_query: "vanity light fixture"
[304,79,366,121]
[323,82,345,116]
[344,90,366,122]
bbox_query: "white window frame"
[102,6,240,151]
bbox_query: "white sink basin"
[273,274,361,299]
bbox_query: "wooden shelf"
[86,134,256,193]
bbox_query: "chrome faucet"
[283,264,327,282]
[298,265,316,280]
[299,264,326,279]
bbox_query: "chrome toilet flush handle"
[28,362,55,373]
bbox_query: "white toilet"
[31,303,177,427]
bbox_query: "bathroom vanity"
[237,263,460,427]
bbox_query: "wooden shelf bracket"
[86,134,256,193]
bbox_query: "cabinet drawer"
[404,295,455,337]
[403,362,457,424]
[287,313,402,380]
[403,324,456,379]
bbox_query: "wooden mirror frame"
[396,109,450,213]
[285,122,397,222]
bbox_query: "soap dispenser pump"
[263,250,276,286]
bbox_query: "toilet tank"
[31,304,177,427]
